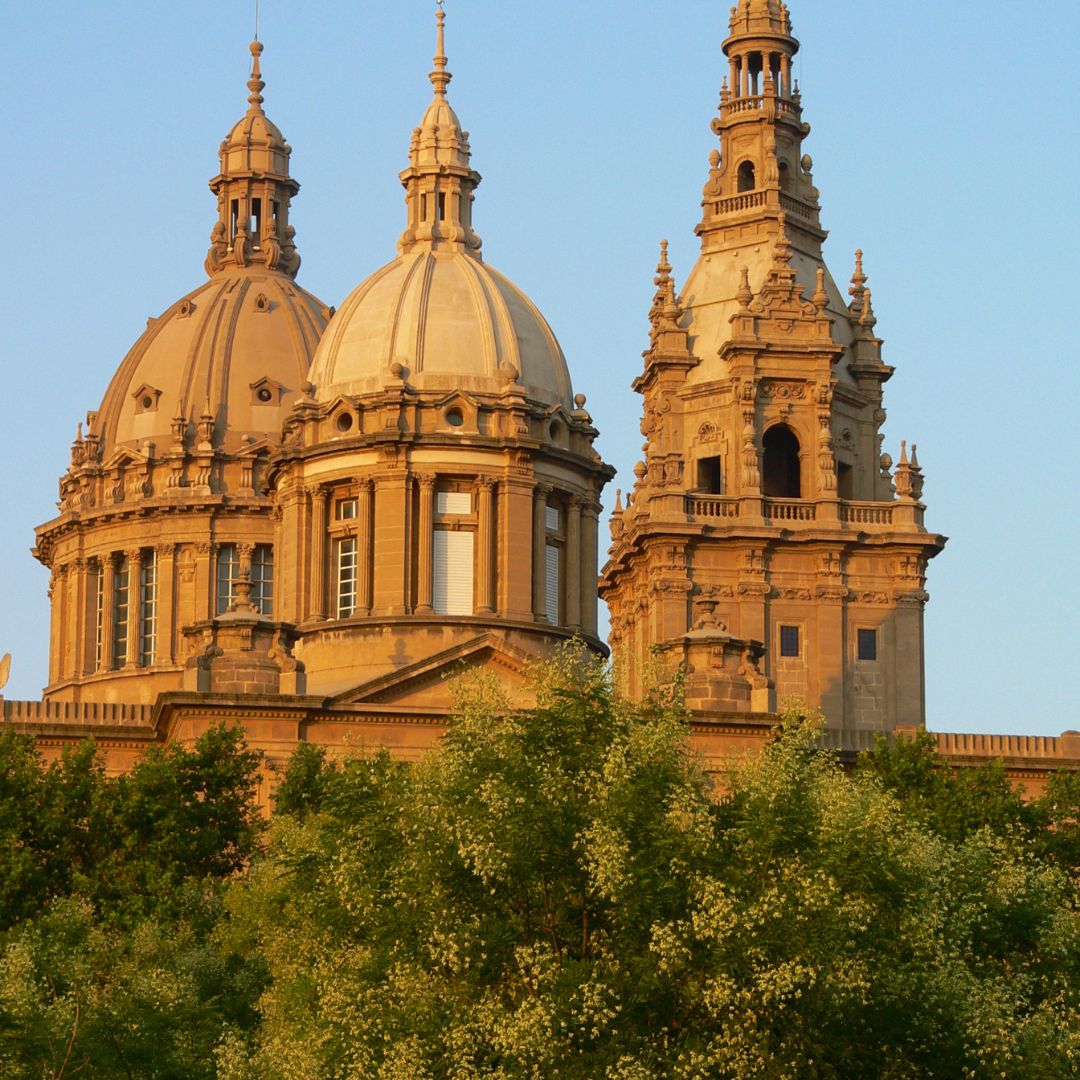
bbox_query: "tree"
[221,654,1080,1078]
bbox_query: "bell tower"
[599,0,946,739]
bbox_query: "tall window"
[433,489,474,616]
[779,625,800,658]
[545,504,563,626]
[138,553,156,667]
[216,544,239,615]
[111,556,130,669]
[336,537,358,618]
[252,545,273,617]
[93,563,104,672]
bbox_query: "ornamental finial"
[247,39,266,114]
[430,2,452,98]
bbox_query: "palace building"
[6,2,1078,798]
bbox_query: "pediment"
[101,443,152,470]
[331,633,536,710]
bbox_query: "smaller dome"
[95,269,328,454]
[309,250,573,408]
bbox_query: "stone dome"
[92,39,330,456]
[309,250,573,407]
[310,8,573,410]
[94,268,329,455]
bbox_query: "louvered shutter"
[437,491,472,516]
[433,530,474,615]
[545,543,560,625]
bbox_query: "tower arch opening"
[762,424,801,498]
[737,160,756,192]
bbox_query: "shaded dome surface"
[95,268,329,454]
[309,250,574,408]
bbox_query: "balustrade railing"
[686,496,740,520]
[715,190,768,215]
[764,499,816,522]
[840,503,894,526]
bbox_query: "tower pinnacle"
[247,40,266,114]
[430,2,451,98]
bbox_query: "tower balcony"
[720,93,801,122]
[686,495,925,530]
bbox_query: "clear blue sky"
[1,1,1077,734]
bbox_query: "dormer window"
[132,384,162,415]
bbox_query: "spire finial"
[430,2,452,98]
[247,39,266,113]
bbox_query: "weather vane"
[255,0,260,41]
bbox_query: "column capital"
[356,476,374,493]
[477,475,497,492]
[307,483,329,503]
[534,481,554,498]
[416,473,437,490]
[154,543,176,558]
[125,548,143,564]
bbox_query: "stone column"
[476,477,495,614]
[48,566,66,684]
[532,483,551,621]
[100,555,117,671]
[373,461,409,615]
[566,498,583,630]
[194,543,213,624]
[308,486,328,621]
[357,478,374,615]
[729,57,739,98]
[579,499,600,637]
[415,475,436,614]
[124,549,142,669]
[66,559,88,678]
[278,481,302,624]
[781,54,791,98]
[155,544,176,664]
[499,476,535,619]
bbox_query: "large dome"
[95,268,329,454]
[309,250,573,407]
[309,9,573,410]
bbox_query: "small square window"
[857,628,878,662]
[336,498,358,521]
[779,625,800,658]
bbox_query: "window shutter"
[437,491,471,516]
[545,506,560,532]
[433,530,474,615]
[545,542,560,625]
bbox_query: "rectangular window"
[252,545,274,617]
[336,498,358,521]
[697,456,722,494]
[94,566,104,672]
[111,558,130,669]
[545,505,560,533]
[437,491,471,516]
[433,530,474,616]
[779,625,800,658]
[337,537,358,618]
[857,628,878,662]
[138,553,156,667]
[545,542,561,625]
[216,544,239,616]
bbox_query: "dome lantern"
[205,40,302,278]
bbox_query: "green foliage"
[0,724,266,1077]
[3,672,1079,1077]
[222,654,1080,1078]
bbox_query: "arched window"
[778,161,791,190]
[737,161,756,193]
[762,425,801,498]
